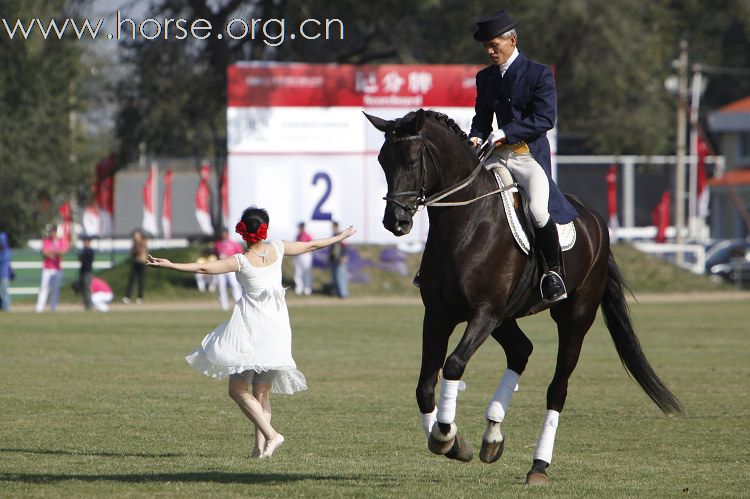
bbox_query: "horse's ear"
[363,112,389,132]
[408,109,426,134]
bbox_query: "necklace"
[249,243,268,263]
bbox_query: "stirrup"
[540,271,567,303]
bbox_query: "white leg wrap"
[532,410,560,464]
[436,379,466,424]
[420,408,437,437]
[485,369,520,423]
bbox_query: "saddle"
[491,166,576,254]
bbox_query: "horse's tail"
[600,251,683,414]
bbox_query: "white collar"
[500,48,519,76]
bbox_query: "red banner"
[95,153,116,236]
[652,191,670,244]
[195,162,213,235]
[142,164,158,236]
[228,63,483,108]
[162,169,174,239]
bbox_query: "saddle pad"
[493,170,576,255]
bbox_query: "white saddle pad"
[493,170,576,255]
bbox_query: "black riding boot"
[535,219,567,303]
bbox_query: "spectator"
[215,229,243,310]
[329,221,349,298]
[35,224,67,313]
[79,236,95,310]
[195,248,217,293]
[123,229,147,304]
[0,231,11,311]
[90,276,113,312]
[293,222,313,296]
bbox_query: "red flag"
[142,164,158,236]
[195,162,213,235]
[652,191,670,243]
[57,201,71,250]
[221,164,229,229]
[95,153,116,236]
[162,169,174,239]
[606,164,619,231]
[696,134,710,218]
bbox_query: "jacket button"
[507,98,511,102]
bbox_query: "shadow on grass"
[0,471,355,485]
[0,448,181,458]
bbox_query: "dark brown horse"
[365,109,681,484]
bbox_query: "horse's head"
[365,109,436,236]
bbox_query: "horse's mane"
[394,109,468,142]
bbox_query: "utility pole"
[674,40,689,265]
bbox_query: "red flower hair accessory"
[235,221,268,243]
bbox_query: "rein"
[383,134,517,213]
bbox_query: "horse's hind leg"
[526,295,599,485]
[480,319,534,463]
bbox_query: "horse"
[365,109,682,485]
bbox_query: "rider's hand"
[469,137,482,148]
[487,129,506,145]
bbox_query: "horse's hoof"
[525,470,549,486]
[445,434,473,462]
[427,434,454,455]
[479,437,505,463]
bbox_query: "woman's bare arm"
[146,254,239,274]
[282,226,356,256]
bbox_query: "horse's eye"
[407,160,417,168]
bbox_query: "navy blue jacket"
[469,52,578,223]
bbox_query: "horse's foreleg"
[481,320,534,463]
[416,309,454,440]
[432,305,498,462]
[526,300,595,485]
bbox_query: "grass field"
[1,301,748,497]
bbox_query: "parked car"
[704,238,750,287]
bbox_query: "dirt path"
[8,290,749,313]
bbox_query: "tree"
[0,0,98,245]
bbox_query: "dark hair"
[240,206,269,233]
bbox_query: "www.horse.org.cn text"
[1,11,345,46]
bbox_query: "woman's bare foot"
[259,433,284,459]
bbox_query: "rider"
[468,10,578,303]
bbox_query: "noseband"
[382,134,518,215]
[382,133,436,215]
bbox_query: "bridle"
[382,133,435,215]
[382,133,517,215]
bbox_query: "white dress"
[185,240,307,394]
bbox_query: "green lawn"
[0,302,747,496]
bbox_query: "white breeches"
[485,149,550,227]
[91,291,113,312]
[293,253,313,295]
[36,268,62,312]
